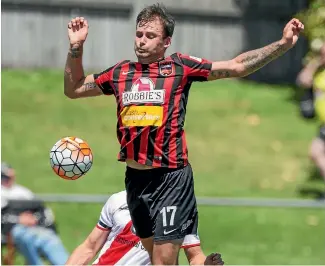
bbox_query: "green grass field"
[2,69,325,264]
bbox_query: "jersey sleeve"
[181,234,201,249]
[96,196,115,231]
[93,65,116,96]
[178,53,212,82]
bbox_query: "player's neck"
[137,54,165,64]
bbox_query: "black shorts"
[125,164,198,241]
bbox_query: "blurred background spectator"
[1,163,70,265]
[297,43,325,197]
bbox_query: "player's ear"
[164,36,171,49]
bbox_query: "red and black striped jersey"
[94,52,212,168]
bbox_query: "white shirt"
[93,191,200,265]
[1,184,34,208]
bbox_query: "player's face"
[134,17,171,63]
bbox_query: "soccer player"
[297,42,325,192]
[65,190,224,265]
[64,3,304,264]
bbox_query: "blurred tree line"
[296,0,325,64]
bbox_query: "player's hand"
[204,252,224,265]
[68,17,89,48]
[280,18,304,49]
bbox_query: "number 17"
[160,206,177,227]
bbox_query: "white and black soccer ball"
[50,136,93,180]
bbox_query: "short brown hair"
[136,3,175,38]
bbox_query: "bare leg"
[309,137,325,182]
[152,239,182,265]
[140,236,154,262]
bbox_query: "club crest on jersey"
[122,77,165,106]
[159,61,173,76]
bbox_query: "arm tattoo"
[64,43,88,97]
[237,41,288,74]
[69,46,82,59]
[64,66,73,83]
[83,82,97,91]
[210,70,230,79]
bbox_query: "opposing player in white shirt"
[65,190,224,265]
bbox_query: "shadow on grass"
[297,166,325,199]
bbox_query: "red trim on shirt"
[94,221,140,265]
[96,225,110,231]
[181,243,201,249]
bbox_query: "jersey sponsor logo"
[189,55,202,62]
[114,234,147,251]
[121,106,163,127]
[114,225,146,250]
[122,77,165,106]
[159,61,173,76]
[115,235,139,247]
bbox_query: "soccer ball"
[50,137,93,180]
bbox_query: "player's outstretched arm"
[65,226,110,265]
[208,18,304,80]
[64,17,103,99]
[184,245,224,265]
